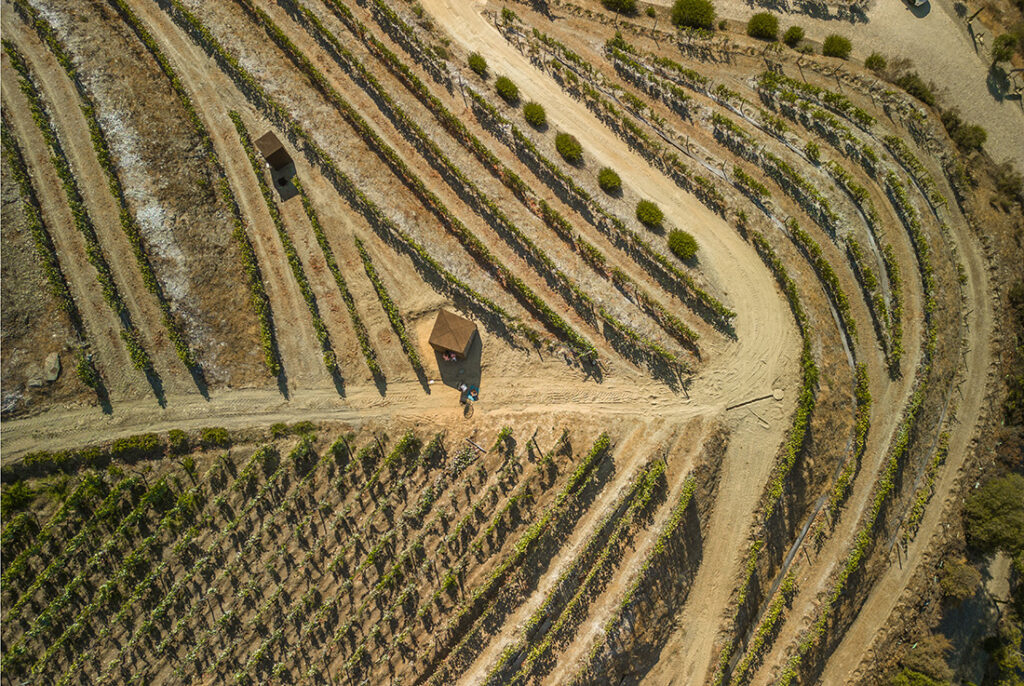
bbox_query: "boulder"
[44,352,61,382]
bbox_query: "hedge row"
[0,119,103,392]
[776,173,942,686]
[463,88,703,346]
[291,176,382,380]
[709,230,821,685]
[15,0,198,370]
[353,237,424,377]
[3,40,152,373]
[232,0,598,359]
[105,0,280,376]
[229,111,338,375]
[497,27,735,327]
[284,0,692,372]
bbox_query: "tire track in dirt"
[3,12,195,397]
[0,83,145,401]
[115,0,331,391]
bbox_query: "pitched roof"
[254,131,292,170]
[429,309,477,355]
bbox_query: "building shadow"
[271,162,298,201]
[433,333,482,399]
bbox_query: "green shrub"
[896,72,935,106]
[964,473,1024,554]
[200,427,232,449]
[602,0,637,12]
[668,229,698,259]
[941,109,987,151]
[797,43,815,54]
[718,19,727,30]
[782,25,804,47]
[598,166,622,194]
[555,132,583,163]
[865,52,887,72]
[636,199,664,228]
[646,7,657,18]
[523,101,546,128]
[109,433,163,462]
[270,422,290,438]
[747,12,778,40]
[495,75,519,104]
[992,33,1017,63]
[671,0,715,30]
[822,34,852,59]
[468,52,487,77]
[168,429,189,455]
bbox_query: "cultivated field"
[0,0,1020,683]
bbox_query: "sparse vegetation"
[865,51,886,72]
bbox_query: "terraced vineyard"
[1,0,1020,684]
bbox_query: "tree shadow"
[988,65,1010,101]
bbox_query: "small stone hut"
[254,131,292,171]
[428,310,477,360]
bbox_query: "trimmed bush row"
[289,1,696,374]
[776,173,941,686]
[162,0,540,353]
[822,363,871,530]
[0,120,103,392]
[104,0,280,375]
[353,237,425,377]
[788,219,857,345]
[3,40,152,373]
[521,26,730,220]
[497,29,734,328]
[709,230,820,685]
[901,430,950,542]
[229,111,338,375]
[882,134,948,210]
[15,0,199,370]
[731,571,797,684]
[484,460,657,683]
[733,164,771,199]
[508,460,667,683]
[319,0,698,354]
[418,432,613,680]
[231,0,599,360]
[758,70,875,131]
[291,177,382,380]
[566,474,698,685]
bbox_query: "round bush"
[671,0,715,30]
[523,101,546,128]
[864,52,886,72]
[495,75,519,104]
[822,34,852,59]
[783,25,804,47]
[598,167,622,194]
[992,33,1017,63]
[636,199,663,228]
[468,52,487,77]
[601,0,637,12]
[555,132,583,164]
[668,230,698,260]
[746,12,778,40]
